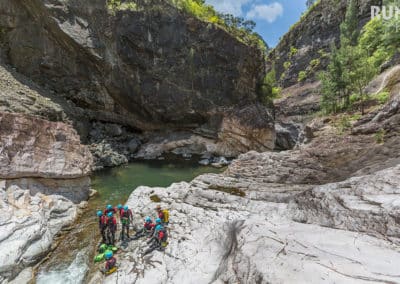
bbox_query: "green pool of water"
[91,160,222,208]
[36,160,222,283]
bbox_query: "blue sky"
[205,0,308,47]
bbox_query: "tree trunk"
[360,87,365,115]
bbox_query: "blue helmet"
[104,250,113,260]
[106,204,112,210]
[155,218,162,224]
[124,205,128,211]
[117,204,122,209]
[107,212,113,217]
[97,210,103,217]
[145,216,151,223]
[155,224,163,232]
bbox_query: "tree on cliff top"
[340,0,359,46]
[109,0,267,52]
[320,0,376,114]
[306,0,317,8]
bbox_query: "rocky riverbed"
[89,73,400,283]
[89,157,400,283]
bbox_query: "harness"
[99,216,107,230]
[107,217,116,231]
[121,209,131,225]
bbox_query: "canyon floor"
[87,66,400,284]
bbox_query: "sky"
[205,0,308,47]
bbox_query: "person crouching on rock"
[119,205,133,241]
[132,216,154,240]
[97,210,107,244]
[106,212,117,245]
[147,223,168,250]
[144,216,155,234]
[102,251,117,274]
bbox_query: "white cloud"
[246,2,284,23]
[206,0,251,16]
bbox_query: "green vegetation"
[359,9,399,69]
[298,71,307,83]
[297,58,321,83]
[279,46,298,83]
[257,66,281,106]
[108,0,137,11]
[333,113,361,134]
[107,0,267,52]
[310,58,320,69]
[290,46,298,57]
[335,115,352,134]
[319,0,389,115]
[289,0,321,32]
[374,129,386,144]
[320,0,400,115]
[318,49,329,58]
[372,91,390,105]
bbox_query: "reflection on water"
[36,160,222,283]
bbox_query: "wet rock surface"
[0,180,85,282]
[274,122,303,150]
[0,112,92,281]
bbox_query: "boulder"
[0,112,92,179]
[0,180,82,280]
[127,139,140,153]
[274,122,302,150]
[104,124,123,137]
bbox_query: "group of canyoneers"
[96,204,169,275]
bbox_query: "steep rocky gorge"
[93,68,400,283]
[267,0,380,88]
[1,0,400,283]
[0,0,275,167]
[0,0,276,281]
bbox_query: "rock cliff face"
[0,0,274,158]
[0,112,92,281]
[268,0,380,87]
